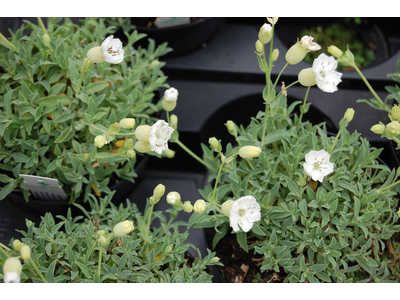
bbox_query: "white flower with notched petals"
[148,120,174,155]
[312,53,342,93]
[101,35,124,64]
[229,196,261,233]
[303,149,334,182]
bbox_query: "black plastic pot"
[4,155,149,218]
[275,17,390,71]
[131,17,226,57]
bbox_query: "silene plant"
[0,17,175,204]
[0,185,222,283]
[163,18,400,282]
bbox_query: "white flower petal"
[312,54,342,93]
[148,120,174,155]
[228,195,261,233]
[101,35,124,64]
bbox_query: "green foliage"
[0,192,221,283]
[0,17,172,203]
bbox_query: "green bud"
[193,199,206,214]
[391,105,400,121]
[371,124,385,135]
[271,49,279,61]
[386,121,400,137]
[125,138,134,148]
[42,33,50,48]
[81,58,91,73]
[239,146,262,159]
[221,200,234,217]
[153,184,166,200]
[298,68,316,87]
[210,256,220,263]
[258,23,272,44]
[127,149,136,159]
[135,125,151,142]
[344,108,355,123]
[119,118,136,129]
[255,40,263,53]
[21,245,31,261]
[170,114,178,129]
[209,137,222,152]
[165,245,173,254]
[12,240,24,251]
[162,99,177,112]
[94,135,107,148]
[327,45,343,58]
[98,236,108,247]
[183,201,193,213]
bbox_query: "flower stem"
[297,86,311,127]
[329,127,343,154]
[97,247,102,279]
[175,139,216,172]
[212,161,225,202]
[37,17,48,35]
[0,243,11,258]
[29,257,48,283]
[0,32,18,53]
[145,203,155,239]
[261,102,270,147]
[273,62,289,90]
[353,64,390,112]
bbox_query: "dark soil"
[206,228,287,283]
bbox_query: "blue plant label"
[156,17,190,28]
[19,174,68,202]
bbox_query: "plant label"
[19,174,68,202]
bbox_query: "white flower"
[148,120,174,155]
[166,191,181,205]
[164,87,179,102]
[3,257,22,283]
[303,149,334,182]
[229,196,261,233]
[312,53,342,93]
[300,35,321,51]
[94,135,107,148]
[101,35,124,64]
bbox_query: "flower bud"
[98,236,108,247]
[266,17,279,25]
[87,46,106,63]
[210,256,220,263]
[255,40,263,53]
[125,138,134,148]
[221,200,234,217]
[163,149,175,159]
[12,240,24,251]
[94,135,107,148]
[209,137,222,152]
[127,149,136,159]
[165,245,173,254]
[391,105,400,121]
[135,125,151,142]
[183,201,193,213]
[119,118,135,129]
[386,121,400,137]
[327,45,343,58]
[113,220,134,237]
[344,108,355,123]
[258,23,272,44]
[135,141,151,153]
[170,114,178,129]
[81,58,91,73]
[239,146,262,159]
[150,60,161,69]
[271,48,279,62]
[371,124,385,135]
[193,199,206,214]
[42,33,50,48]
[3,257,22,283]
[97,230,106,237]
[20,245,31,261]
[298,68,316,87]
[166,191,181,206]
[153,184,166,200]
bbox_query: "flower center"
[239,208,246,217]
[107,45,120,56]
[313,157,327,171]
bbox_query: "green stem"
[273,62,289,90]
[145,203,155,238]
[29,257,48,283]
[212,161,225,202]
[353,64,389,112]
[175,139,216,172]
[380,179,400,193]
[297,86,311,127]
[0,243,11,258]
[329,127,343,154]
[75,73,84,95]
[37,17,48,35]
[261,102,270,147]
[97,247,102,279]
[0,32,19,53]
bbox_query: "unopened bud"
[183,201,193,213]
[20,245,31,261]
[193,199,206,214]
[81,58,91,73]
[113,220,134,237]
[97,230,106,237]
[386,121,400,137]
[163,149,175,159]
[327,45,343,59]
[258,23,272,44]
[170,114,178,129]
[12,240,24,251]
[239,146,262,159]
[209,137,222,152]
[371,124,385,135]
[255,40,263,53]
[210,256,220,263]
[127,149,136,158]
[153,184,166,200]
[166,191,181,206]
[135,125,151,142]
[165,245,173,254]
[42,33,50,48]
[119,118,135,129]
[98,236,108,247]
[94,135,107,148]
[3,257,22,283]
[344,108,355,123]
[391,105,400,121]
[271,49,279,61]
